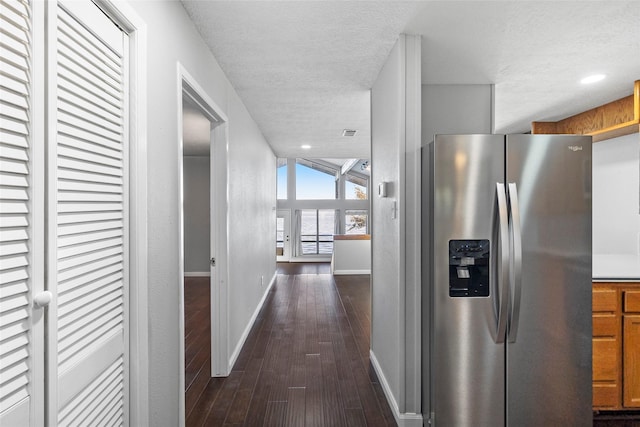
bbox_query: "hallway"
[185,263,396,426]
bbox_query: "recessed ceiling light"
[301,144,311,149]
[580,74,606,85]
[342,129,357,137]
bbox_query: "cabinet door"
[592,286,621,409]
[623,315,640,407]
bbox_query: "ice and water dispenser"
[448,240,490,297]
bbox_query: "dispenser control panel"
[448,239,490,297]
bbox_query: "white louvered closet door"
[0,0,44,427]
[49,1,129,425]
[0,1,42,426]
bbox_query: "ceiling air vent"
[342,129,357,137]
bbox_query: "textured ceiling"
[181,0,640,159]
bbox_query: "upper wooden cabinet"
[532,80,640,142]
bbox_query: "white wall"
[593,133,640,255]
[370,34,422,425]
[226,87,277,357]
[126,2,276,425]
[422,84,494,141]
[183,156,210,274]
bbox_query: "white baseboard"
[332,269,371,275]
[227,272,277,371]
[370,350,424,427]
[184,271,210,277]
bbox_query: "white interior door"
[0,1,43,425]
[276,209,291,262]
[48,1,129,424]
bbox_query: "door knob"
[34,291,52,308]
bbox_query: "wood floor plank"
[263,401,287,426]
[225,356,264,424]
[203,370,244,425]
[185,377,224,427]
[305,354,324,427]
[285,387,306,427]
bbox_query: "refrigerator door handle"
[507,183,523,343]
[495,182,510,343]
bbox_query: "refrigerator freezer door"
[505,135,592,426]
[430,135,506,427]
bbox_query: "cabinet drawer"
[624,291,640,313]
[593,383,620,409]
[593,289,618,312]
[593,338,618,381]
[593,314,618,337]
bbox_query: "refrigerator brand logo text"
[568,145,583,152]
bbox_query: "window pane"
[277,159,287,199]
[276,217,284,248]
[299,209,335,255]
[295,160,337,200]
[346,210,368,235]
[318,209,335,254]
[345,178,367,200]
[300,209,318,255]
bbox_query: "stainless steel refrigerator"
[421,134,592,426]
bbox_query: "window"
[345,210,368,235]
[345,172,368,200]
[277,158,287,199]
[298,209,336,255]
[295,159,337,200]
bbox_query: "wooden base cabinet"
[593,283,640,410]
[623,290,640,407]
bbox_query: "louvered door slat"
[58,219,123,236]
[0,0,33,424]
[58,245,122,272]
[58,122,122,152]
[58,358,123,427]
[58,270,123,305]
[53,3,127,424]
[57,75,122,118]
[58,108,122,143]
[0,280,27,299]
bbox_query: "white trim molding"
[370,350,424,427]
[184,272,211,278]
[332,269,371,275]
[227,273,277,371]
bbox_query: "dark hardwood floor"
[184,263,396,426]
[184,276,212,417]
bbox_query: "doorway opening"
[182,93,212,412]
[178,65,230,422]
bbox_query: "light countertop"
[593,254,640,281]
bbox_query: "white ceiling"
[180,1,640,160]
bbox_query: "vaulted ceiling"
[181,1,640,159]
